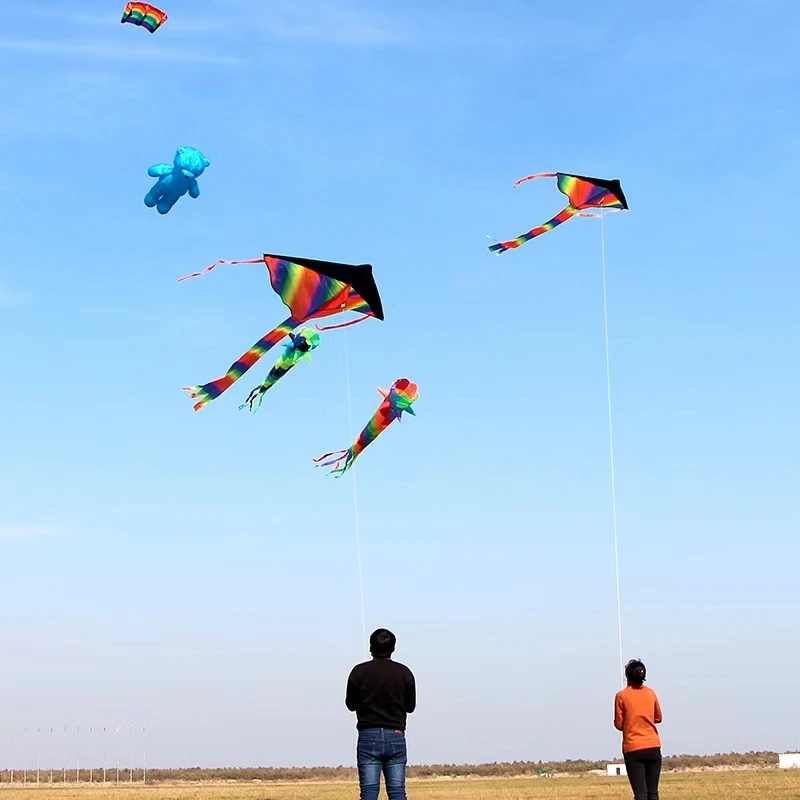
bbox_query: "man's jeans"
[356,727,408,800]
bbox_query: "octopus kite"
[314,378,418,476]
[121,2,167,33]
[489,172,629,254]
[178,253,384,411]
[240,328,321,412]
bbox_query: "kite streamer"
[314,378,418,476]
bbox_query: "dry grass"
[1,772,800,800]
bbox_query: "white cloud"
[0,526,63,540]
[0,5,114,26]
[268,8,400,44]
[0,289,24,307]
[227,1,516,49]
[222,0,406,46]
[0,37,239,65]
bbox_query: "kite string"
[344,330,368,659]
[600,211,624,688]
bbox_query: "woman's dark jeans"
[623,746,662,800]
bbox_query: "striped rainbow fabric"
[240,329,321,413]
[314,378,418,476]
[121,2,168,33]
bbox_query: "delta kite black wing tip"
[607,179,629,210]
[563,173,629,210]
[261,253,385,322]
[356,262,384,321]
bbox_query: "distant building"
[606,763,627,777]
[779,753,800,769]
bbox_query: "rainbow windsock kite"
[489,172,628,254]
[240,328,321,413]
[314,378,418,476]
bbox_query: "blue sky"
[1,0,799,770]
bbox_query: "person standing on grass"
[345,628,416,800]
[614,659,664,800]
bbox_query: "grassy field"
[1,772,800,800]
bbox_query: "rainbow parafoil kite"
[121,2,168,33]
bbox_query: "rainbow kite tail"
[313,448,356,477]
[184,317,300,411]
[488,204,581,254]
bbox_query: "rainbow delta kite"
[489,172,628,254]
[178,253,384,411]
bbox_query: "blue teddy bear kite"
[144,147,210,215]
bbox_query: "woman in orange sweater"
[614,659,663,800]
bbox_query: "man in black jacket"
[345,628,416,800]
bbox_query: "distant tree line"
[0,750,789,783]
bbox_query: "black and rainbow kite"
[178,254,384,411]
[489,172,628,254]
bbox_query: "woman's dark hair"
[625,659,647,685]
[369,628,396,657]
